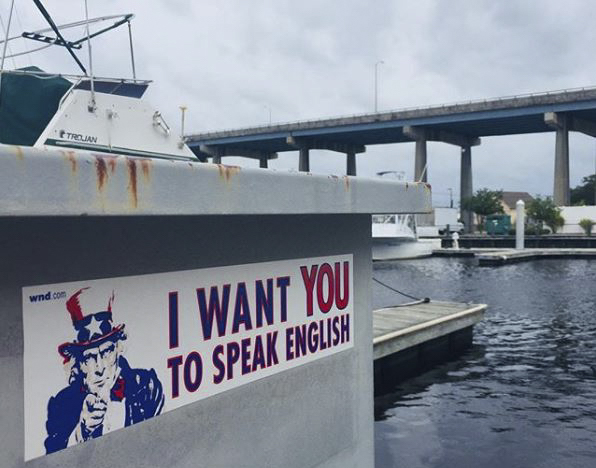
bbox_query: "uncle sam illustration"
[44,287,164,454]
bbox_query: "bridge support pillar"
[199,144,277,166]
[545,112,572,205]
[299,148,310,172]
[554,116,570,206]
[404,125,480,189]
[414,138,428,182]
[286,136,363,175]
[346,151,357,176]
[460,145,473,233]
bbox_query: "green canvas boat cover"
[0,66,71,146]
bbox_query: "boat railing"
[58,78,81,110]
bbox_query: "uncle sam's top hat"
[58,287,126,362]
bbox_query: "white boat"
[371,172,437,260]
[372,213,436,260]
[0,4,196,162]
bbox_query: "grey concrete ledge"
[0,144,431,216]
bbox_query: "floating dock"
[442,235,596,249]
[476,248,596,265]
[373,301,486,394]
[434,248,596,265]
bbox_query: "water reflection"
[374,258,596,468]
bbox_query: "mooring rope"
[372,277,430,307]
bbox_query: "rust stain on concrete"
[140,159,152,182]
[14,146,24,161]
[217,164,241,182]
[61,150,77,173]
[95,156,108,191]
[107,156,118,174]
[127,158,138,208]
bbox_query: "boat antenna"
[32,0,87,74]
[0,0,15,72]
[84,0,95,112]
[179,106,187,148]
[0,0,15,100]
[127,19,136,80]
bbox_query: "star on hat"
[57,287,126,362]
[85,316,105,340]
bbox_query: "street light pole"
[448,188,453,208]
[374,60,384,113]
[264,105,271,125]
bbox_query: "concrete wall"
[0,214,374,468]
[560,206,596,234]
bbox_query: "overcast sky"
[3,0,596,206]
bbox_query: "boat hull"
[372,238,437,260]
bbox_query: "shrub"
[524,225,550,236]
[547,213,565,233]
[579,218,594,235]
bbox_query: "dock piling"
[516,199,525,250]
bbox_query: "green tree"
[526,195,564,234]
[570,174,595,205]
[461,188,504,232]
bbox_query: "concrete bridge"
[186,87,596,229]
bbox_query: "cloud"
[5,0,595,204]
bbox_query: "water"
[373,258,596,468]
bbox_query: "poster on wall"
[22,254,353,461]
